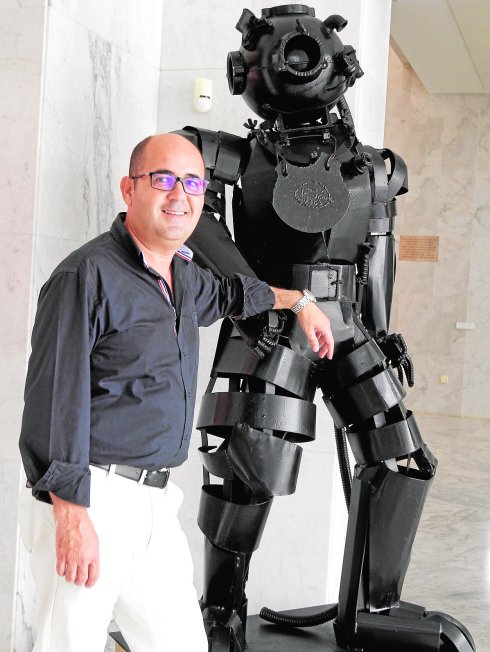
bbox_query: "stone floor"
[401,413,489,652]
[106,413,489,651]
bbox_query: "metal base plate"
[110,606,342,651]
[246,607,342,651]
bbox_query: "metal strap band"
[198,445,235,480]
[369,200,396,233]
[383,148,408,199]
[181,125,219,170]
[197,392,316,443]
[347,411,423,464]
[322,367,405,427]
[371,200,397,219]
[369,216,395,233]
[364,146,388,204]
[335,339,386,388]
[364,146,408,202]
[227,423,302,496]
[198,425,302,496]
[214,130,243,183]
[212,338,317,400]
[198,484,273,553]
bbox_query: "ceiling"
[390,0,490,93]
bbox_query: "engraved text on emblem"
[294,181,333,209]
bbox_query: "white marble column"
[159,0,393,614]
[0,2,46,649]
[9,1,163,648]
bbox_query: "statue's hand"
[233,310,287,359]
[376,332,415,387]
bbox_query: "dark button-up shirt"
[19,214,275,507]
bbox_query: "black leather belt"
[259,263,357,303]
[90,463,170,489]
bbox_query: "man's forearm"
[270,286,303,310]
[49,491,89,519]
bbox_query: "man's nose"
[167,179,187,200]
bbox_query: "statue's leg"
[197,319,317,651]
[321,320,475,652]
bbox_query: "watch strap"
[292,289,317,314]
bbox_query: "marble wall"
[8,0,163,648]
[0,1,46,649]
[32,0,163,300]
[386,48,490,419]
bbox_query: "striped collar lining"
[175,244,193,261]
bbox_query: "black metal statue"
[177,5,475,651]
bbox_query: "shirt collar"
[110,213,194,264]
[175,243,193,261]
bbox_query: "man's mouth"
[162,210,187,216]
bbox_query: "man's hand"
[270,287,335,359]
[49,492,99,588]
[296,302,334,360]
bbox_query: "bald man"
[19,134,334,652]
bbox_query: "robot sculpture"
[178,5,476,651]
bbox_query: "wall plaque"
[399,235,439,262]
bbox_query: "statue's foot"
[334,602,475,651]
[203,606,247,652]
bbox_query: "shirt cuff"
[32,460,91,507]
[235,273,275,320]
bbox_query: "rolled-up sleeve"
[191,265,275,327]
[234,273,276,320]
[19,268,98,507]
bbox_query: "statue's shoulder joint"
[175,126,246,185]
[363,145,408,203]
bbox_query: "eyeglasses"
[130,171,209,196]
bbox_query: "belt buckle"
[137,469,149,485]
[146,469,170,489]
[327,267,340,300]
[310,265,340,301]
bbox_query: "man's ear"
[120,176,134,206]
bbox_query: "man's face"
[121,134,205,252]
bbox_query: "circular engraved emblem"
[294,181,333,209]
[273,153,350,233]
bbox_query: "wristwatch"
[291,289,317,314]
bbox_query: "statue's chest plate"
[272,153,350,233]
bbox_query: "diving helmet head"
[227,4,363,121]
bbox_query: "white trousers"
[19,466,208,652]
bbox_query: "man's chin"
[158,226,194,245]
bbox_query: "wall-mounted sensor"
[193,77,212,113]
